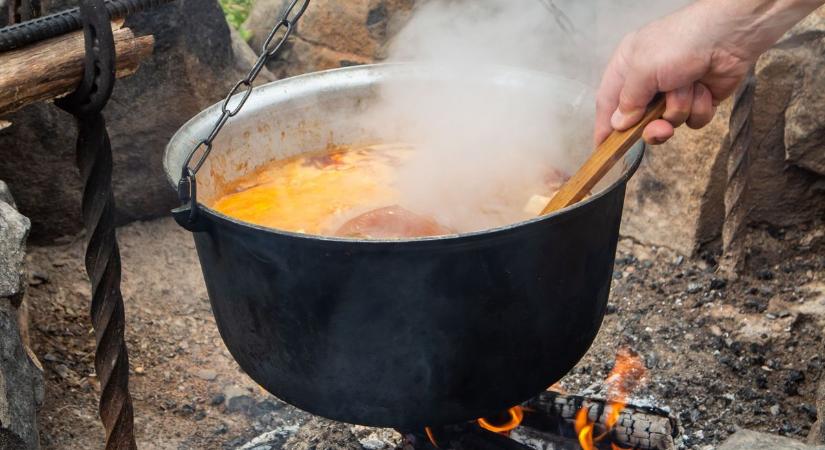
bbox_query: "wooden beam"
[0,22,154,115]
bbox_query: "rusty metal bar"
[722,67,757,268]
[56,0,136,447]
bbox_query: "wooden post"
[0,22,154,115]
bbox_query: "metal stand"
[56,0,136,447]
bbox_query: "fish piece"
[335,205,453,238]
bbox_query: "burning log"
[509,426,591,450]
[522,391,678,450]
[403,392,677,450]
[404,425,536,450]
[0,21,154,115]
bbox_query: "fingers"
[686,82,715,129]
[645,82,715,145]
[640,82,714,145]
[593,31,717,145]
[642,83,716,145]
[611,67,659,131]
[594,55,626,145]
[663,85,694,127]
[642,120,675,145]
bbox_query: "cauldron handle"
[173,0,310,230]
[172,205,209,232]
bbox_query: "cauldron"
[164,64,644,429]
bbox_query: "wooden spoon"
[540,96,667,215]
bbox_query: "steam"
[358,0,691,232]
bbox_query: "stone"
[350,426,402,449]
[241,427,299,450]
[0,189,43,450]
[686,282,704,295]
[0,201,29,303]
[719,430,825,450]
[244,0,415,77]
[620,6,825,256]
[809,378,825,445]
[223,385,255,413]
[620,98,731,256]
[0,300,44,450]
[0,0,269,241]
[746,20,825,228]
[209,393,225,406]
[0,181,13,207]
[282,417,362,450]
[194,368,218,381]
[782,11,825,177]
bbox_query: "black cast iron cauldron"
[164,64,644,429]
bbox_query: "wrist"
[703,0,824,59]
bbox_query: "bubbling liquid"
[211,143,567,238]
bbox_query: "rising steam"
[356,0,690,232]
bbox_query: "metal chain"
[177,0,310,224]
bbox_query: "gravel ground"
[23,217,824,449]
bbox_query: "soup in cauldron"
[211,143,568,238]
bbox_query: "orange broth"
[211,143,568,238]
[211,144,412,235]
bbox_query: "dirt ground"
[23,217,824,449]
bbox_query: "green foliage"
[220,0,253,41]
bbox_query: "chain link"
[178,0,310,211]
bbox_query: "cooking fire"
[407,349,675,450]
[4,0,824,448]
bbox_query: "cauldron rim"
[164,63,645,244]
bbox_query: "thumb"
[611,69,659,131]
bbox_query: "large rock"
[0,299,43,450]
[245,0,415,77]
[0,188,43,450]
[0,0,268,241]
[0,197,29,303]
[783,12,825,177]
[0,181,12,207]
[621,101,731,255]
[621,7,825,255]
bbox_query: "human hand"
[594,0,824,145]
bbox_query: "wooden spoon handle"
[541,96,667,215]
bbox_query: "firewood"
[523,391,678,450]
[510,426,587,450]
[404,425,536,450]
[0,22,154,115]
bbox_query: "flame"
[424,426,439,448]
[477,406,524,434]
[604,400,625,430]
[575,407,595,450]
[575,349,646,450]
